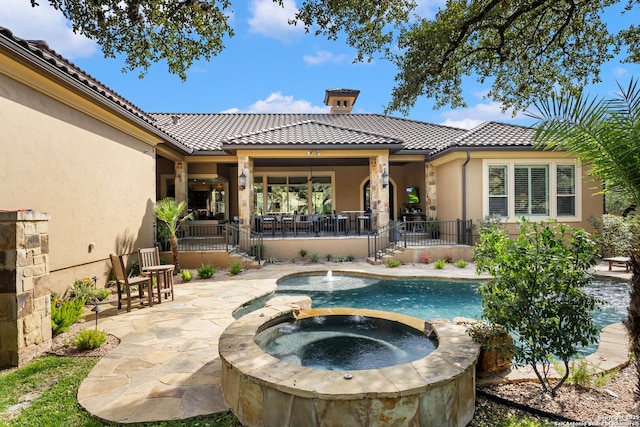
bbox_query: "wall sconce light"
[239,171,247,190]
[382,168,389,188]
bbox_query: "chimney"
[171,115,180,125]
[324,89,360,114]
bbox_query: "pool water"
[254,314,438,370]
[235,273,629,355]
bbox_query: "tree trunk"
[625,249,640,397]
[170,234,181,274]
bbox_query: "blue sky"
[2,0,639,129]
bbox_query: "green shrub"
[265,256,278,264]
[346,255,355,262]
[309,253,320,263]
[227,262,242,275]
[197,263,216,279]
[434,259,446,269]
[68,278,110,303]
[298,249,308,259]
[130,260,140,277]
[590,214,634,257]
[385,258,402,268]
[454,260,468,268]
[249,244,266,259]
[475,218,600,396]
[73,329,107,350]
[181,269,193,282]
[326,254,333,261]
[51,295,85,335]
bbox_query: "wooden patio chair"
[138,247,175,303]
[110,254,152,312]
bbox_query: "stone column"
[369,155,390,228]
[425,163,437,220]
[0,211,52,367]
[174,161,188,205]
[237,155,253,229]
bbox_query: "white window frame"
[482,160,582,222]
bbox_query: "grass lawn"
[0,356,240,427]
[0,355,551,427]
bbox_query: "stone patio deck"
[76,262,631,423]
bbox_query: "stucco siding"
[0,73,156,294]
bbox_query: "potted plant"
[467,321,514,377]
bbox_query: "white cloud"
[439,102,530,129]
[247,0,304,41]
[0,0,97,58]
[220,92,329,114]
[303,50,347,65]
[613,67,629,79]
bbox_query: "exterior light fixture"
[382,168,389,188]
[91,303,102,329]
[239,171,247,190]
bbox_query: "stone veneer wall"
[0,211,52,367]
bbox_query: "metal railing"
[368,219,474,261]
[395,219,473,248]
[172,221,264,263]
[253,213,377,237]
[175,222,228,251]
[227,222,265,263]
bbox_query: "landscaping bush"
[420,253,432,264]
[249,244,266,259]
[181,269,193,282]
[67,278,109,303]
[590,214,634,257]
[454,260,468,268]
[433,259,446,269]
[475,218,601,395]
[197,264,216,279]
[309,253,320,263]
[73,329,107,350]
[227,262,242,275]
[298,249,308,259]
[51,295,85,335]
[385,258,402,268]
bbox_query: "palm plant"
[530,78,640,395]
[154,197,193,273]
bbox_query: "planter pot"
[476,335,513,377]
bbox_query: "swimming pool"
[234,272,629,355]
[238,273,628,327]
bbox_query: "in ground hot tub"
[219,302,479,427]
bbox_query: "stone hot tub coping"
[219,302,480,427]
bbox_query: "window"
[556,165,576,216]
[254,174,332,214]
[514,165,548,216]
[488,165,508,216]
[484,161,579,219]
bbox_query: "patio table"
[144,264,175,303]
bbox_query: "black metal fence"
[368,219,474,261]
[253,213,377,237]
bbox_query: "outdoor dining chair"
[138,247,175,303]
[109,254,153,312]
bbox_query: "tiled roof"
[225,120,403,146]
[151,113,466,152]
[455,121,535,148]
[0,27,192,154]
[2,25,537,158]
